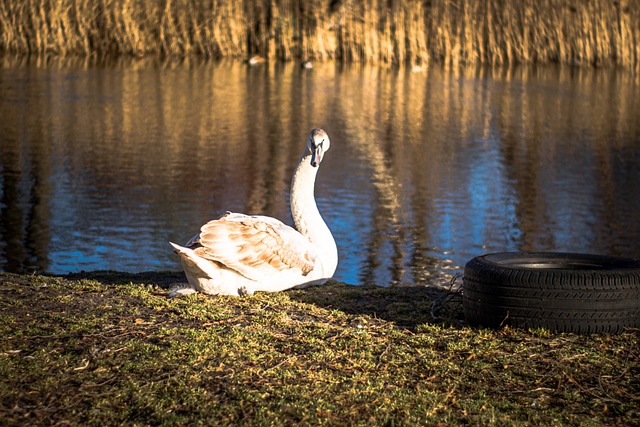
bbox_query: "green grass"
[1,272,638,425]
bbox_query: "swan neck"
[290,152,337,276]
[290,153,321,233]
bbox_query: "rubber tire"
[463,252,640,334]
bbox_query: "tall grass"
[0,0,638,68]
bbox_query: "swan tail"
[170,242,245,296]
[169,242,219,279]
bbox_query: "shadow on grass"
[61,272,464,330]
[288,280,464,330]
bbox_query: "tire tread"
[463,252,640,334]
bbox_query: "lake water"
[1,56,639,287]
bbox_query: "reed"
[0,0,638,68]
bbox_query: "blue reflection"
[1,59,639,286]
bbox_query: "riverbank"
[0,0,638,68]
[1,271,638,425]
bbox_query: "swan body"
[170,129,337,296]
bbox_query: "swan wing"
[188,212,317,281]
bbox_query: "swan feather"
[186,212,317,281]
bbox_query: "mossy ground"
[0,272,638,426]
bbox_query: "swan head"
[307,128,330,168]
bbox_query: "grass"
[0,272,638,425]
[0,0,638,68]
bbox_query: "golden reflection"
[1,58,639,281]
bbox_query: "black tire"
[463,252,640,334]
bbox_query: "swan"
[170,128,338,296]
[247,55,266,66]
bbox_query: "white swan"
[170,128,338,296]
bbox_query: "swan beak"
[311,146,323,167]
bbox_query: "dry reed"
[0,0,638,68]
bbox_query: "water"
[1,56,639,287]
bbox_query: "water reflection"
[1,56,639,287]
